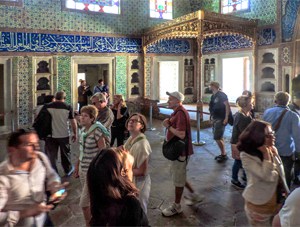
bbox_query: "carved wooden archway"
[142,10,257,101]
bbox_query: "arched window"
[149,0,172,19]
[65,0,121,14]
[221,0,249,14]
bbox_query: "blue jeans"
[232,159,246,182]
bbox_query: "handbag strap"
[273,109,288,132]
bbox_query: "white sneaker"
[162,203,182,217]
[184,193,204,206]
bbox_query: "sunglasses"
[92,100,104,105]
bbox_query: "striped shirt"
[80,128,103,172]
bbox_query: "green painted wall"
[190,0,277,26]
[0,0,192,35]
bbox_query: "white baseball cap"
[166,91,185,102]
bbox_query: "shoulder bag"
[162,110,188,162]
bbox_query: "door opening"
[0,64,4,126]
[222,57,250,103]
[159,61,179,102]
[76,64,109,110]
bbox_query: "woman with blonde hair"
[230,95,254,189]
[122,113,152,214]
[73,105,110,226]
[110,94,129,146]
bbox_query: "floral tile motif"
[145,56,152,97]
[116,56,127,98]
[16,56,33,126]
[57,56,72,104]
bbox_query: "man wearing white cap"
[161,91,203,217]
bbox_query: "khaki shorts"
[79,168,90,208]
[212,119,225,140]
[170,156,188,187]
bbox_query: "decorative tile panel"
[0,32,142,53]
[282,46,291,64]
[257,28,276,46]
[145,56,152,97]
[0,31,192,54]
[57,56,72,104]
[0,0,192,35]
[116,56,127,98]
[256,94,274,112]
[17,56,33,126]
[147,40,190,54]
[190,0,219,13]
[191,0,277,26]
[173,0,192,18]
[202,35,253,54]
[281,0,300,42]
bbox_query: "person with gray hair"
[263,91,300,187]
[90,92,114,145]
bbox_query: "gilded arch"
[142,10,257,101]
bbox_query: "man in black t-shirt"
[209,81,231,163]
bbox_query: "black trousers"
[110,127,126,147]
[45,137,72,174]
[280,155,294,188]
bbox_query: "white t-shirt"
[279,188,300,226]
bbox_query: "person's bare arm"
[223,100,230,125]
[70,119,78,142]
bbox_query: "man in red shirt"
[161,91,204,217]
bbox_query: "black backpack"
[33,104,52,139]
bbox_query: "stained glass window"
[221,0,249,14]
[0,0,22,6]
[65,0,120,14]
[149,0,172,20]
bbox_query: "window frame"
[0,0,23,7]
[219,0,250,15]
[62,0,122,16]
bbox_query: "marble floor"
[45,117,250,227]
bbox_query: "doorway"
[0,57,13,133]
[222,57,250,103]
[78,64,109,93]
[71,57,114,110]
[159,61,179,102]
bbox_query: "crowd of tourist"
[0,78,300,226]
